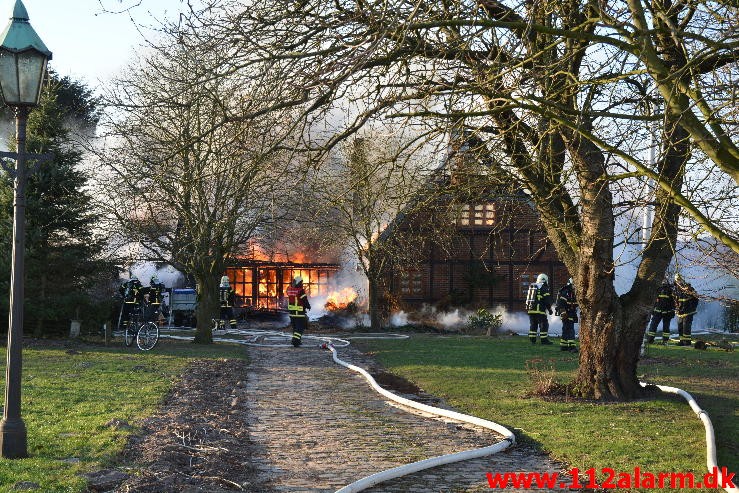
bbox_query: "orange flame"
[288,251,309,263]
[325,287,359,311]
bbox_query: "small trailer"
[167,288,197,327]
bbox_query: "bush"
[463,308,502,336]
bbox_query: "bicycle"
[123,302,160,351]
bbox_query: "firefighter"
[119,275,143,330]
[556,278,578,352]
[286,275,311,347]
[144,274,167,322]
[526,273,553,345]
[674,274,699,346]
[646,279,675,344]
[218,275,238,332]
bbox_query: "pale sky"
[2,0,188,91]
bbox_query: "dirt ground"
[113,356,262,492]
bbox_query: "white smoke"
[389,311,409,327]
[437,309,467,330]
[125,262,184,288]
[380,305,568,336]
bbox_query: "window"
[399,270,423,296]
[315,270,331,296]
[283,268,333,296]
[459,205,470,226]
[226,268,254,305]
[458,203,495,227]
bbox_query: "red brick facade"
[383,196,569,311]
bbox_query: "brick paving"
[245,336,570,492]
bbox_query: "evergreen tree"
[0,74,111,336]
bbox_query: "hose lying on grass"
[640,382,737,493]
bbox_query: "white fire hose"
[324,341,515,492]
[159,328,735,493]
[639,382,737,493]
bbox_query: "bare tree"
[296,131,439,329]
[96,12,295,343]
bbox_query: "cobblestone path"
[245,339,569,492]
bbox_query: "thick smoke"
[125,262,185,289]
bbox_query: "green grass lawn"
[355,335,738,491]
[0,339,246,493]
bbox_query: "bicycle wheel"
[137,322,159,351]
[124,325,135,347]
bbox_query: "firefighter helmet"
[130,274,138,281]
[536,273,548,284]
[674,273,683,283]
[293,276,303,286]
[150,274,159,285]
[568,277,573,285]
[220,275,230,287]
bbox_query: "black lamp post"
[0,0,51,459]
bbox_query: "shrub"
[463,308,502,336]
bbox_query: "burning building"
[225,260,341,312]
[222,242,362,314]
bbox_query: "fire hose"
[639,382,738,493]
[160,328,736,493]
[323,340,515,492]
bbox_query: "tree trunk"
[193,272,218,344]
[567,133,646,400]
[368,276,382,331]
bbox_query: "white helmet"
[674,273,682,282]
[293,276,303,286]
[536,273,548,284]
[568,278,573,285]
[130,274,138,281]
[150,274,159,284]
[220,275,230,287]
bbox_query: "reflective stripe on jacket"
[527,282,552,315]
[286,285,309,317]
[653,284,675,315]
[675,283,698,317]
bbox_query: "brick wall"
[383,195,570,312]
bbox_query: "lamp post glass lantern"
[0,0,51,459]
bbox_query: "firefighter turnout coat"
[286,285,311,317]
[653,283,676,317]
[675,283,699,318]
[526,282,553,315]
[555,284,578,322]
